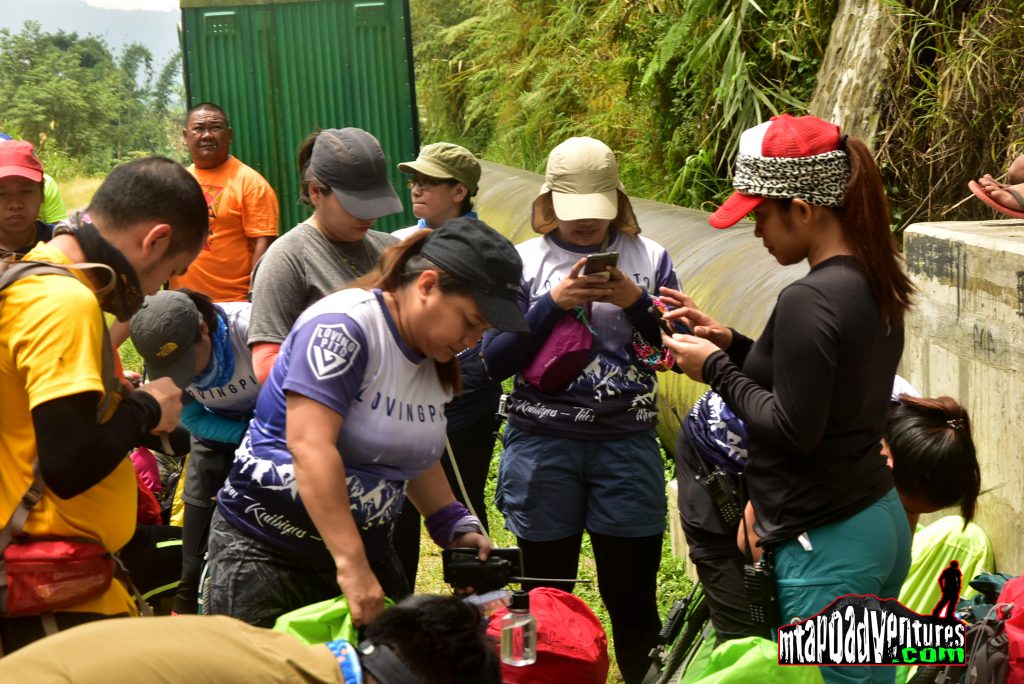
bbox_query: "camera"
[743,560,779,627]
[442,547,523,594]
[703,467,741,526]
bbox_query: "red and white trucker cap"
[709,114,849,229]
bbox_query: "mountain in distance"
[0,0,181,61]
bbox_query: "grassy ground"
[413,410,693,683]
[58,176,103,214]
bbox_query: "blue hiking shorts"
[495,425,667,541]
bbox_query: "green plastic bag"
[690,637,824,683]
[272,595,394,646]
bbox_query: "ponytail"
[838,138,915,329]
[885,394,980,524]
[296,130,322,207]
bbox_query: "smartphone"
[582,251,619,279]
[655,306,692,336]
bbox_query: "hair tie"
[946,418,964,430]
[838,134,849,151]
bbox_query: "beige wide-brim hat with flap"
[531,136,640,235]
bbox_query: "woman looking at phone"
[661,114,914,684]
[482,136,678,684]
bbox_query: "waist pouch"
[522,305,594,393]
[1,537,114,616]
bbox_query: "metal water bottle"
[501,590,537,666]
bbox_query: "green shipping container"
[180,0,419,232]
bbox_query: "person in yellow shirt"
[170,102,279,302]
[0,156,208,653]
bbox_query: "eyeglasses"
[407,177,453,190]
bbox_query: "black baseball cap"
[310,128,403,220]
[420,217,529,334]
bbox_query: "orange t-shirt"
[171,156,279,301]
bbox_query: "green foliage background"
[412,0,1024,228]
[0,21,183,178]
[412,0,837,212]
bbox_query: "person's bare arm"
[249,236,274,277]
[287,392,384,627]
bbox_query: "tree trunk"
[808,0,893,145]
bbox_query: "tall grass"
[412,0,835,208]
[876,0,1024,228]
[59,176,103,214]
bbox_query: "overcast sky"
[83,0,178,10]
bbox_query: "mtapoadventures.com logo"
[778,561,966,667]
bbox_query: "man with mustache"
[171,102,279,302]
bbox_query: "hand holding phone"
[654,305,692,336]
[582,251,619,280]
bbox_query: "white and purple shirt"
[217,288,451,563]
[483,231,679,438]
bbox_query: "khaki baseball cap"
[531,137,639,234]
[398,142,481,196]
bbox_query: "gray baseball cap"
[310,128,403,221]
[129,290,201,390]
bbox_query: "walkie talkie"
[743,559,779,627]
[703,466,741,527]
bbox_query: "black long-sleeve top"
[702,255,901,545]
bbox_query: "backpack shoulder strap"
[0,258,122,546]
[0,259,117,299]
[0,460,44,550]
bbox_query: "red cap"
[0,140,43,183]
[760,114,840,158]
[709,192,763,229]
[709,114,842,229]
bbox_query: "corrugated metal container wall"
[180,0,419,232]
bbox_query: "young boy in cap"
[0,139,53,256]
[130,289,260,615]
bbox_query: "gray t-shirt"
[247,222,397,346]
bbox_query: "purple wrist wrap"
[425,502,482,547]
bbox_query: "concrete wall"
[901,220,1024,574]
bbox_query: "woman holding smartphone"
[482,136,678,684]
[662,114,914,684]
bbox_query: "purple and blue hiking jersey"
[217,288,451,561]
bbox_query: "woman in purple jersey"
[203,219,528,629]
[482,137,679,683]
